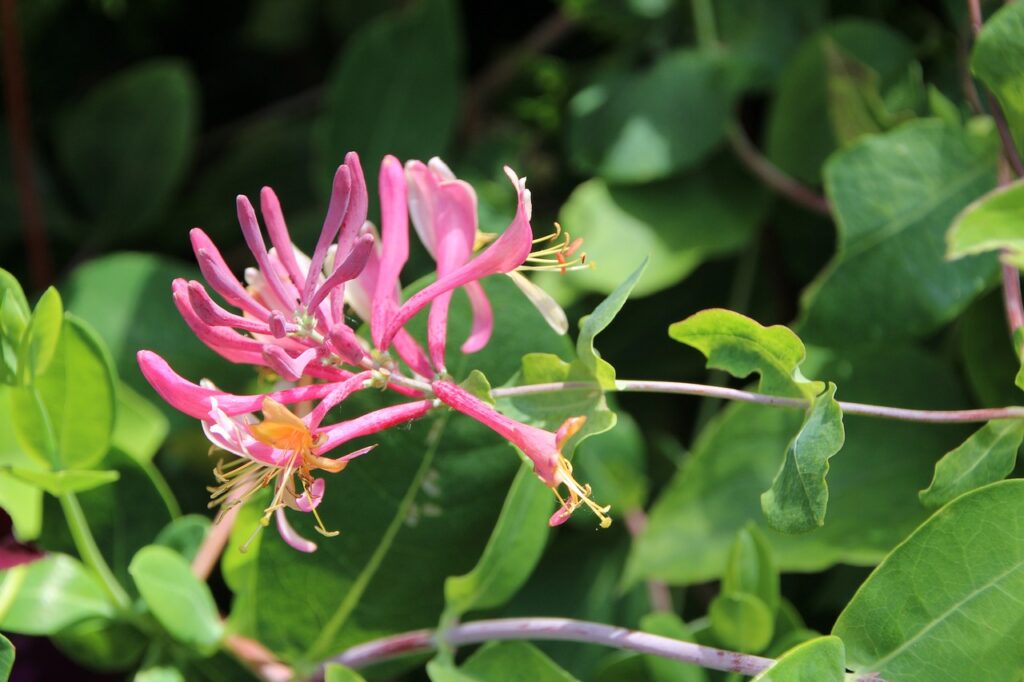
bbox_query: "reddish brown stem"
[0,0,52,289]
[727,123,831,215]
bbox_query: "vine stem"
[727,123,831,215]
[59,492,132,610]
[491,380,1024,423]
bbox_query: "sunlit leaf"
[751,635,845,682]
[919,420,1024,509]
[0,554,114,635]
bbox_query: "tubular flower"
[432,381,611,528]
[138,350,431,551]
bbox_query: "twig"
[492,379,1024,423]
[319,616,885,681]
[624,509,673,613]
[460,10,576,135]
[727,123,831,215]
[191,503,242,582]
[0,0,52,290]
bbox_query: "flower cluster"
[138,153,605,552]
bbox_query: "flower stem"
[59,492,132,610]
[491,380,1024,423]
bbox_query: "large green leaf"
[11,316,116,470]
[0,554,115,635]
[567,50,734,183]
[64,252,249,431]
[128,545,223,652]
[53,60,198,238]
[551,156,768,298]
[5,467,119,495]
[798,119,1000,346]
[111,381,169,464]
[722,524,779,613]
[834,480,1024,682]
[625,346,969,586]
[227,276,570,664]
[760,383,844,532]
[919,420,1024,509]
[946,178,1024,267]
[314,0,461,197]
[669,309,820,399]
[751,636,844,682]
[971,2,1024,152]
[766,20,916,183]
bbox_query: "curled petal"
[427,291,454,372]
[308,232,374,310]
[237,195,297,312]
[275,508,317,553]
[506,271,568,336]
[187,280,270,334]
[307,370,374,429]
[260,187,306,291]
[461,281,494,353]
[190,228,269,320]
[381,169,533,349]
[336,152,369,261]
[262,345,320,382]
[303,165,352,304]
[372,156,409,349]
[392,328,434,380]
[291,478,325,512]
[172,279,267,365]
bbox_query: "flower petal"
[275,508,317,553]
[372,156,409,349]
[460,281,494,353]
[303,164,352,305]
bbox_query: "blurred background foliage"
[1,0,1019,679]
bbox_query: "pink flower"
[138,350,431,551]
[432,380,611,528]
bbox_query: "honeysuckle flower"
[431,380,611,528]
[138,350,432,551]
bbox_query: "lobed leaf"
[919,419,1024,510]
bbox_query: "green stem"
[59,492,132,610]
[690,0,718,48]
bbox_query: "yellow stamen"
[519,223,593,274]
[553,456,612,529]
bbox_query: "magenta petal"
[187,281,270,333]
[336,152,369,260]
[262,345,320,382]
[303,164,352,305]
[392,328,434,379]
[260,187,306,289]
[173,279,268,365]
[427,291,453,372]
[327,324,367,365]
[317,400,432,452]
[549,501,574,527]
[293,478,325,512]
[405,159,440,258]
[381,169,533,349]
[267,311,290,338]
[371,156,409,349]
[308,231,374,310]
[307,370,373,429]
[236,194,297,312]
[275,508,317,553]
[190,229,271,320]
[460,281,493,353]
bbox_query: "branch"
[319,616,885,681]
[727,123,831,215]
[491,379,1024,423]
[0,0,52,290]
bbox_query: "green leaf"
[577,258,647,389]
[11,315,116,469]
[0,634,13,681]
[669,309,819,398]
[571,410,648,513]
[461,642,578,681]
[111,381,169,463]
[64,252,249,433]
[442,463,553,619]
[459,369,494,405]
[128,545,223,652]
[0,554,115,635]
[135,667,186,682]
[315,0,461,197]
[722,524,780,614]
[919,420,1024,509]
[971,2,1024,151]
[17,286,62,383]
[0,387,42,540]
[947,178,1024,266]
[324,664,368,682]
[0,280,29,385]
[760,383,845,532]
[4,467,119,495]
[638,613,708,682]
[798,118,1000,346]
[55,617,146,673]
[751,636,845,682]
[834,480,1024,682]
[53,60,198,238]
[766,20,915,183]
[229,276,571,664]
[154,515,211,563]
[568,50,734,183]
[550,156,769,298]
[625,346,970,586]
[709,591,774,653]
